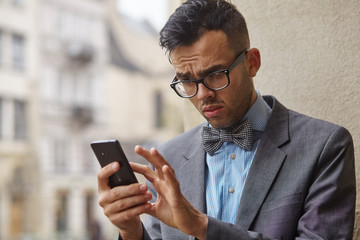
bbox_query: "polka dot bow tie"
[201,119,253,156]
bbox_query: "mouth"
[202,105,223,118]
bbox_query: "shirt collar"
[243,90,272,132]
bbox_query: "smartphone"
[91,140,138,187]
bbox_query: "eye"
[208,71,224,80]
[181,80,194,88]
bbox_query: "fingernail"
[145,192,152,201]
[139,184,147,191]
[112,163,117,169]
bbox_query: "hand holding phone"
[91,140,138,187]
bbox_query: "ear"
[246,48,261,77]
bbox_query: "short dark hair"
[159,0,250,57]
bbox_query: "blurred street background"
[0,0,183,239]
[0,0,359,239]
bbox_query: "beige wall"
[235,0,360,188]
[182,0,360,235]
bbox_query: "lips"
[202,105,223,118]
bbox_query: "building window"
[12,0,24,6]
[82,142,96,173]
[85,192,95,222]
[55,190,68,233]
[0,98,2,138]
[14,100,27,140]
[154,91,164,128]
[0,30,2,66]
[9,192,24,238]
[54,139,69,173]
[12,34,25,71]
[9,167,26,238]
[86,191,102,239]
[56,70,65,103]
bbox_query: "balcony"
[71,105,93,125]
[66,42,95,63]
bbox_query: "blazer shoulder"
[160,123,204,147]
[263,95,353,147]
[157,123,205,160]
[288,109,352,140]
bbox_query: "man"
[97,0,356,239]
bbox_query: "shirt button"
[230,154,236,160]
[229,187,235,193]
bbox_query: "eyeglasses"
[170,48,248,98]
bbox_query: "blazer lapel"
[235,96,290,229]
[177,124,207,213]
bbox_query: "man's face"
[170,30,256,129]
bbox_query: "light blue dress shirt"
[205,91,272,224]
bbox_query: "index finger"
[135,146,169,169]
[97,161,119,191]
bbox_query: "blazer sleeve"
[296,126,356,239]
[205,126,356,240]
[118,222,153,240]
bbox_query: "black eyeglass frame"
[170,48,249,98]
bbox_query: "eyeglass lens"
[175,71,229,97]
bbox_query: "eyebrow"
[176,64,227,80]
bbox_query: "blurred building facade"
[36,0,109,239]
[0,0,39,239]
[0,0,183,239]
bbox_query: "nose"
[196,83,215,100]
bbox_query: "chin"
[204,114,232,129]
[208,121,228,129]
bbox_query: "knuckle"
[145,165,153,172]
[97,169,105,180]
[108,214,117,223]
[122,211,132,221]
[103,206,112,218]
[116,200,125,210]
[98,196,105,207]
[97,163,117,180]
[109,188,120,199]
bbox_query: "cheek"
[189,98,200,110]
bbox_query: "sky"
[117,0,168,31]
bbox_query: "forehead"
[170,31,235,76]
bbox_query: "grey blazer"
[140,96,356,240]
